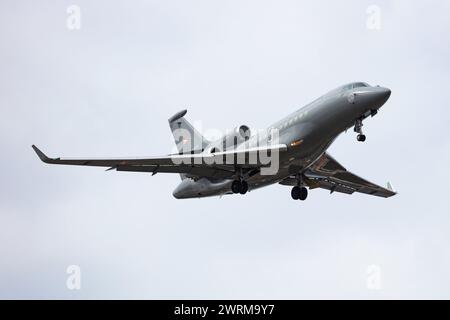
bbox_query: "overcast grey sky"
[1,0,450,299]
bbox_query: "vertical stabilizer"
[168,110,209,180]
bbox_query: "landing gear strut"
[354,118,366,142]
[231,179,248,195]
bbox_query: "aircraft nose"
[371,86,391,107]
[377,87,391,102]
[381,87,391,100]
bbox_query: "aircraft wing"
[32,144,287,180]
[281,153,396,198]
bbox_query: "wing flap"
[115,164,234,179]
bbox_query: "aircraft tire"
[299,187,308,201]
[291,186,301,200]
[231,180,242,194]
[239,181,249,195]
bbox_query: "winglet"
[32,145,51,163]
[386,181,397,193]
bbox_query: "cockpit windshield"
[352,82,370,88]
[338,82,370,92]
[323,82,372,98]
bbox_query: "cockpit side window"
[341,84,353,91]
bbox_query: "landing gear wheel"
[239,181,249,195]
[231,180,241,194]
[357,134,366,142]
[291,186,301,200]
[299,187,308,201]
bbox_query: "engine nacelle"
[206,125,251,153]
[222,125,251,149]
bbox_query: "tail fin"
[168,110,209,180]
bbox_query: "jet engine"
[206,125,251,153]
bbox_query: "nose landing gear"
[354,118,366,142]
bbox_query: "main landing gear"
[291,175,308,201]
[291,186,308,201]
[354,118,366,142]
[231,179,248,195]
